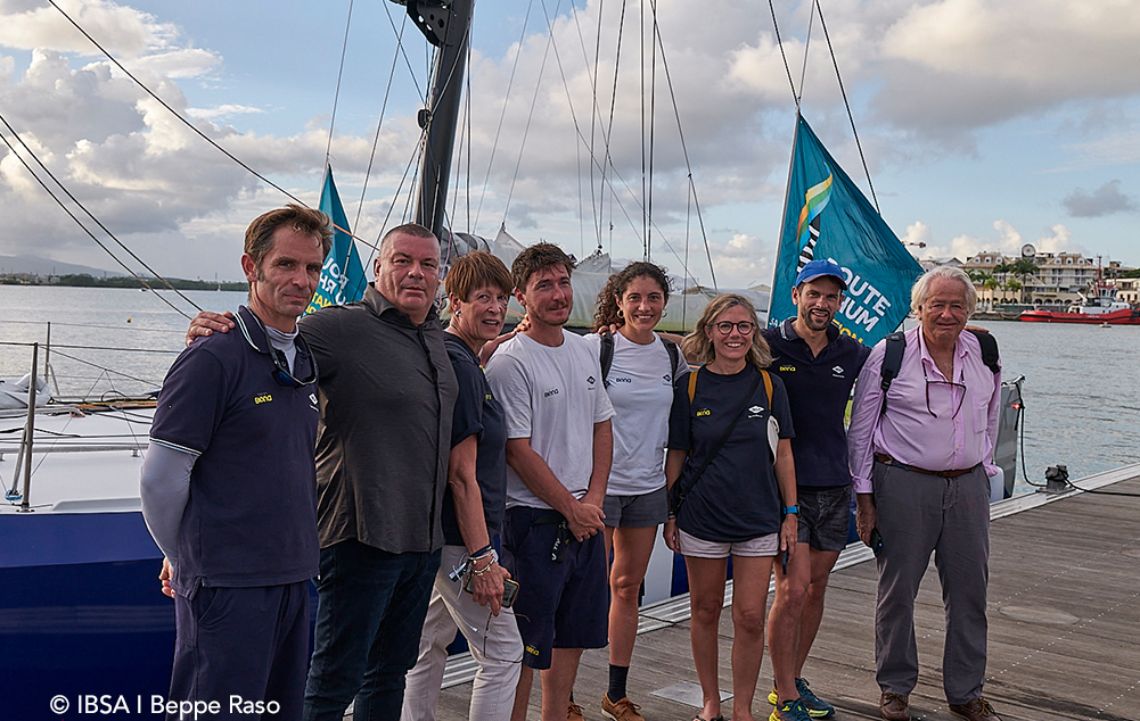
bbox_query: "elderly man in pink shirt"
[847,265,1003,721]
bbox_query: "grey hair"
[910,265,977,316]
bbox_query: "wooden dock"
[431,465,1140,721]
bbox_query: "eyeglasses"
[711,320,756,335]
[270,340,318,388]
[923,365,966,419]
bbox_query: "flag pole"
[767,111,803,324]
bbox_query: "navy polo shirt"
[440,334,508,547]
[667,366,795,543]
[762,318,870,490]
[151,306,320,594]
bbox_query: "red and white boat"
[1019,284,1140,325]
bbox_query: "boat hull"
[0,511,173,718]
[1018,307,1140,324]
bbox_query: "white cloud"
[186,104,263,121]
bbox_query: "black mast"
[394,0,473,239]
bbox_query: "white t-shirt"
[586,332,677,495]
[486,332,616,509]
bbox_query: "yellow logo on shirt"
[779,364,796,372]
[253,393,273,405]
[696,408,712,417]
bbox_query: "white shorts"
[678,528,779,559]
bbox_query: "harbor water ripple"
[0,288,1137,491]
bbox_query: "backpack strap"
[879,331,906,417]
[761,369,773,407]
[599,331,615,386]
[661,337,682,381]
[687,365,700,404]
[967,328,1001,374]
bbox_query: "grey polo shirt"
[299,285,458,554]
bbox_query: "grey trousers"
[872,461,990,705]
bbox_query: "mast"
[394,0,473,239]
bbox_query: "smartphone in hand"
[870,528,884,557]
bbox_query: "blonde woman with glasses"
[663,294,808,721]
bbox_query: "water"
[0,287,1137,487]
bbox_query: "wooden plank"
[426,474,1140,721]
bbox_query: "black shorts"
[798,485,852,552]
[501,506,609,669]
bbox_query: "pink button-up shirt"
[848,326,1001,494]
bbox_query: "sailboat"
[0,2,1026,715]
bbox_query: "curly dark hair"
[592,261,671,331]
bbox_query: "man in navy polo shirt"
[141,205,329,720]
[762,258,871,719]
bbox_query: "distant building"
[953,245,1134,307]
[1114,277,1140,305]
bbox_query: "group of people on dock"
[140,205,1004,721]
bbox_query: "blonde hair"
[681,293,772,371]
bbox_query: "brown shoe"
[601,694,645,721]
[879,691,910,721]
[568,702,586,721]
[949,697,1001,721]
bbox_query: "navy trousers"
[169,581,310,720]
[302,540,440,721]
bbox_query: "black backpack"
[879,328,1000,415]
[599,330,682,387]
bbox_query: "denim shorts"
[603,486,668,528]
[798,485,853,552]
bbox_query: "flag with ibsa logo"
[768,115,922,346]
[306,165,367,314]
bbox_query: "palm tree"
[983,276,999,310]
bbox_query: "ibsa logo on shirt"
[543,388,560,398]
[695,408,712,417]
[779,364,796,373]
[253,393,273,405]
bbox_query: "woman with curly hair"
[587,261,684,721]
[663,293,805,721]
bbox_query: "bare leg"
[730,555,774,721]
[541,648,584,721]
[796,548,840,676]
[608,526,658,668]
[512,666,533,721]
[767,546,810,704]
[685,556,728,721]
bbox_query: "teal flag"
[768,116,923,346]
[306,166,366,314]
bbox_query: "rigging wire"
[44,0,304,207]
[798,1,817,106]
[354,13,409,234]
[473,0,534,231]
[0,113,202,313]
[574,0,605,249]
[0,126,196,318]
[598,0,629,250]
[45,0,378,255]
[646,0,659,261]
[503,0,562,221]
[767,0,800,104]
[639,0,646,254]
[645,0,716,289]
[325,0,356,165]
[816,0,880,212]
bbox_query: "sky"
[0,0,1138,291]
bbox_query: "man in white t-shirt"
[486,243,615,721]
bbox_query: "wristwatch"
[783,504,799,515]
